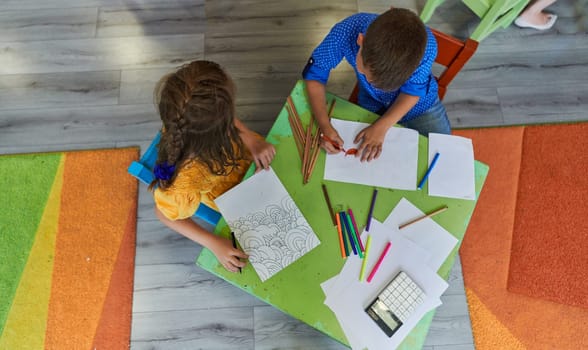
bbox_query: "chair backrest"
[431,28,478,99]
[348,28,478,103]
[127,131,222,226]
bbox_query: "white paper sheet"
[214,168,320,282]
[384,198,458,272]
[426,133,476,200]
[324,119,419,190]
[321,220,448,350]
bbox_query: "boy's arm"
[354,93,419,161]
[234,118,276,172]
[305,80,344,153]
[154,206,247,273]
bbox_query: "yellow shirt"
[153,156,252,221]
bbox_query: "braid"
[150,60,245,191]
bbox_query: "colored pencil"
[304,99,336,183]
[344,211,363,258]
[399,206,449,230]
[418,152,440,190]
[341,211,358,255]
[286,107,304,158]
[230,232,242,274]
[305,126,321,183]
[366,189,378,231]
[321,184,337,226]
[339,211,356,255]
[367,241,392,283]
[321,133,344,152]
[335,212,346,258]
[359,235,372,281]
[347,208,365,252]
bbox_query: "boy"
[303,8,450,162]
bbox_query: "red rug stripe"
[92,202,137,349]
[507,123,588,308]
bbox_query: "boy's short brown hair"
[362,8,428,91]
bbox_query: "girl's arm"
[154,206,247,272]
[234,118,276,172]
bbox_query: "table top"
[197,80,488,349]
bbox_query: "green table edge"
[197,80,489,349]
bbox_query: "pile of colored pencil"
[286,96,336,184]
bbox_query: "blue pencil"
[338,211,350,256]
[418,152,440,190]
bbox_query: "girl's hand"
[320,125,344,154]
[246,137,276,172]
[209,236,248,273]
[354,123,387,162]
[235,119,276,172]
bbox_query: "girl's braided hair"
[150,60,245,190]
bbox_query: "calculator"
[365,271,425,337]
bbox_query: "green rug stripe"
[0,153,62,334]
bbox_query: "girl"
[150,60,276,272]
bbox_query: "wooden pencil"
[286,106,304,158]
[286,104,305,142]
[398,206,448,230]
[321,184,337,226]
[305,130,321,183]
[302,114,313,180]
[305,99,336,183]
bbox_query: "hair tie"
[154,162,176,181]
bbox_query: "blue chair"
[128,131,222,226]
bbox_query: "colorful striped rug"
[455,125,588,350]
[0,148,138,349]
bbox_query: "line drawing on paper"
[229,195,320,282]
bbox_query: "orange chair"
[349,28,478,103]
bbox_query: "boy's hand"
[320,126,344,154]
[354,124,387,162]
[210,236,248,273]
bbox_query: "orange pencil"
[335,213,347,258]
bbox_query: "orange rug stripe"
[507,124,588,309]
[92,202,137,349]
[464,287,525,350]
[456,127,588,350]
[45,148,138,350]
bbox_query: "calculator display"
[366,298,402,337]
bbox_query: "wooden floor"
[1,0,586,348]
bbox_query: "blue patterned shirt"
[302,13,438,121]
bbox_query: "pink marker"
[366,242,392,283]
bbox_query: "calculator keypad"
[365,271,426,337]
[378,272,424,322]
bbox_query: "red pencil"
[366,241,392,283]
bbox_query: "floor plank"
[131,307,254,349]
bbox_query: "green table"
[197,80,488,349]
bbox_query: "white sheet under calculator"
[365,271,425,337]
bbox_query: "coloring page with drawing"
[214,167,320,282]
[324,119,419,190]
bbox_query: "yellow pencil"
[359,235,372,281]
